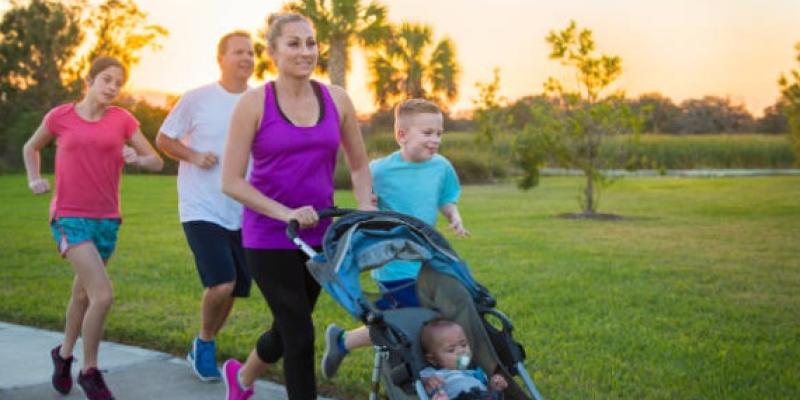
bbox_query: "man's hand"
[191,151,218,169]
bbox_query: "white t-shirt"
[159,82,246,230]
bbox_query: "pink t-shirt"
[45,104,139,220]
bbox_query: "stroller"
[287,208,544,400]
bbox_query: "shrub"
[1,110,51,173]
[440,146,508,184]
[613,134,795,169]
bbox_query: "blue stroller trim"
[305,210,485,321]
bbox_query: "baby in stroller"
[420,317,508,399]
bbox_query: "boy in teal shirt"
[322,98,469,379]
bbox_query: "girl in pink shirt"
[22,56,163,400]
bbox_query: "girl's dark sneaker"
[50,345,73,394]
[77,367,115,400]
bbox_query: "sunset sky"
[5,0,800,116]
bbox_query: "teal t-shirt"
[369,151,461,281]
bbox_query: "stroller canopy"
[306,210,492,321]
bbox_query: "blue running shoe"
[321,324,348,379]
[187,337,221,381]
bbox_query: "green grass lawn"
[1,174,798,399]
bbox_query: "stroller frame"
[287,208,544,400]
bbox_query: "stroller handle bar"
[286,207,355,257]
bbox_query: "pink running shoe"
[223,359,254,400]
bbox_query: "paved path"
[0,321,326,400]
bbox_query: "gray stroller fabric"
[369,307,441,399]
[356,239,432,271]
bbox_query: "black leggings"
[246,248,321,400]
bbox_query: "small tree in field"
[473,67,510,143]
[516,21,641,217]
[779,41,800,164]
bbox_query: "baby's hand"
[449,220,470,237]
[423,376,447,399]
[490,373,508,391]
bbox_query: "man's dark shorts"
[182,220,251,297]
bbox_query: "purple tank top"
[242,80,340,249]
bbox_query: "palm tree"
[367,22,460,110]
[257,0,388,89]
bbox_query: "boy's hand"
[357,193,378,211]
[27,178,50,194]
[449,220,470,237]
[490,373,508,391]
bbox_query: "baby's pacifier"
[456,351,472,370]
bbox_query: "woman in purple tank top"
[220,13,374,400]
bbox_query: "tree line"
[493,92,788,136]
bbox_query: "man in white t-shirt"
[156,31,254,381]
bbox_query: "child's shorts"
[50,217,121,261]
[376,278,420,310]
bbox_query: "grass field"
[1,174,798,399]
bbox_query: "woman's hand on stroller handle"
[285,207,357,241]
[285,206,319,229]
